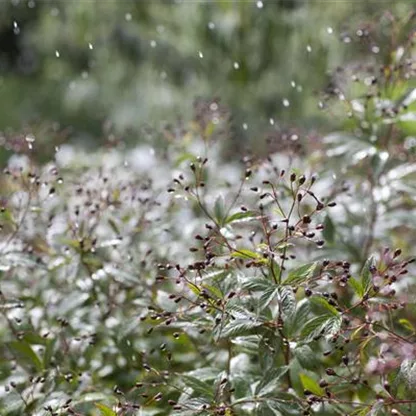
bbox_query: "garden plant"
[0,8,415,416]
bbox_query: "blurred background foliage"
[0,0,414,163]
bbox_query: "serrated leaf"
[279,287,296,320]
[243,276,274,292]
[260,286,279,310]
[255,366,289,396]
[300,315,341,342]
[299,373,324,396]
[284,262,319,285]
[180,375,214,399]
[218,318,264,339]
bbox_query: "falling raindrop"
[343,36,352,44]
[269,118,275,125]
[256,1,264,8]
[150,40,157,48]
[318,101,324,109]
[326,27,333,34]
[55,50,60,58]
[282,99,290,107]
[233,62,240,70]
[242,123,248,130]
[88,43,93,50]
[13,21,20,35]
[25,134,35,144]
[125,13,132,21]
[291,80,296,88]
[306,45,312,53]
[208,22,215,30]
[198,51,204,58]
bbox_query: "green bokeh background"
[0,0,413,157]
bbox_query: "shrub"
[0,11,415,416]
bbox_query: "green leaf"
[299,373,324,396]
[218,318,264,339]
[224,211,257,225]
[294,345,318,370]
[348,277,364,298]
[309,296,339,316]
[243,276,274,292]
[107,218,120,235]
[8,340,43,372]
[214,195,226,225]
[279,287,296,320]
[266,399,303,416]
[270,260,281,281]
[399,319,415,332]
[323,215,335,244]
[361,256,375,293]
[95,403,116,416]
[292,300,311,329]
[180,375,214,399]
[301,315,331,339]
[43,338,56,368]
[284,262,319,285]
[255,366,289,396]
[231,249,259,260]
[300,315,341,342]
[259,286,279,310]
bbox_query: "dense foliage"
[0,4,415,416]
